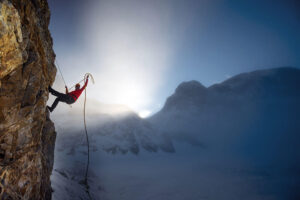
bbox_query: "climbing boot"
[48,86,54,95]
[46,106,53,112]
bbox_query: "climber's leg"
[48,97,60,112]
[47,94,75,112]
[47,92,76,112]
[48,86,64,97]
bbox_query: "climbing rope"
[55,58,91,91]
[82,73,94,199]
[68,78,85,90]
[55,58,95,198]
[54,59,95,198]
[55,59,67,87]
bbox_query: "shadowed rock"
[0,0,56,199]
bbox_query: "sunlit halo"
[138,110,151,118]
[78,0,174,116]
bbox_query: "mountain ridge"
[157,66,300,114]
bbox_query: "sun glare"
[138,110,151,118]
[77,0,174,116]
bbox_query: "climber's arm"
[81,77,89,91]
[65,86,69,94]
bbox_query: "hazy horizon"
[48,0,300,117]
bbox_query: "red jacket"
[68,79,88,101]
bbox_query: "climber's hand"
[87,75,89,79]
[65,86,69,94]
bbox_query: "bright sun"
[138,110,151,118]
[80,0,173,117]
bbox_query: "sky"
[48,0,300,117]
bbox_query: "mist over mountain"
[150,67,300,164]
[159,67,300,112]
[52,67,300,200]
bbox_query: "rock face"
[0,0,56,199]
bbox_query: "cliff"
[0,0,56,199]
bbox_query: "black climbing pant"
[48,86,75,112]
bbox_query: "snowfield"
[50,67,300,200]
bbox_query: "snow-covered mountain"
[51,67,300,200]
[53,110,174,156]
[155,67,300,114]
[150,67,300,164]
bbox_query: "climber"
[47,75,89,112]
